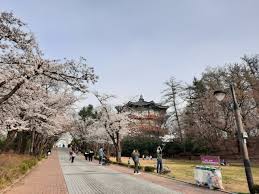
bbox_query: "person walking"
[131,149,140,174]
[68,147,73,161]
[84,150,89,160]
[71,150,76,163]
[89,150,94,161]
[102,149,108,165]
[156,146,163,173]
[99,147,104,165]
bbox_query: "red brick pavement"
[3,150,68,194]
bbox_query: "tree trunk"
[16,132,23,153]
[172,94,186,154]
[4,130,17,151]
[30,127,36,154]
[173,95,183,142]
[115,132,121,162]
[115,145,122,162]
[107,144,110,157]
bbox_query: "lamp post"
[214,84,254,194]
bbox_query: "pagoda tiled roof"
[126,95,168,110]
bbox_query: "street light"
[214,84,255,194]
[213,91,226,101]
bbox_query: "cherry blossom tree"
[0,12,98,155]
[71,116,110,150]
[0,12,98,105]
[93,92,132,162]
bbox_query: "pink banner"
[201,155,220,165]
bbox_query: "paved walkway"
[3,150,68,194]
[59,149,226,194]
[3,149,227,194]
[108,162,225,194]
[59,149,178,194]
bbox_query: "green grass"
[110,157,259,193]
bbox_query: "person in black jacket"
[89,150,94,161]
[84,150,89,160]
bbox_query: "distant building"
[55,132,73,148]
[117,95,168,137]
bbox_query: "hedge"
[144,166,156,172]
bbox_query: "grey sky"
[2,0,259,107]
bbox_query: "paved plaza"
[3,149,226,194]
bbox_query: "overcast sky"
[2,0,259,108]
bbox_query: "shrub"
[161,166,171,174]
[144,166,155,172]
[25,159,37,168]
[37,154,46,161]
[253,184,259,193]
[19,159,37,174]
[19,163,29,174]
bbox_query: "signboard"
[201,155,220,165]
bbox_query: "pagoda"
[117,95,168,137]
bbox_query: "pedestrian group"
[68,145,164,175]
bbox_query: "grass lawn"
[0,153,38,190]
[110,157,259,194]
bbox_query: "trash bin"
[194,166,223,190]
